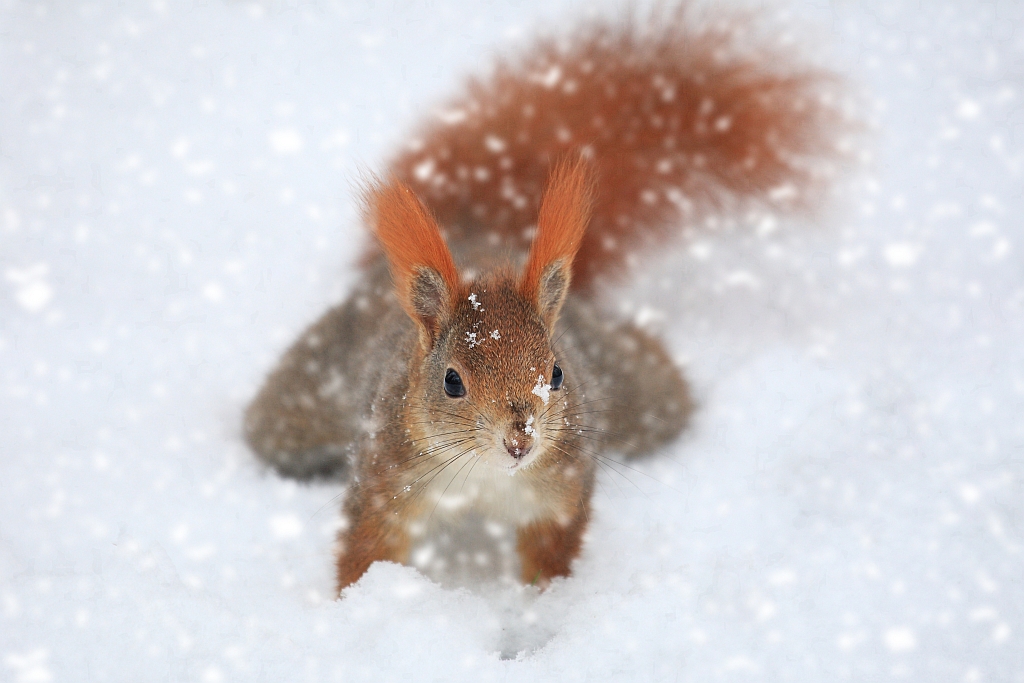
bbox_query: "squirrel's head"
[366,158,593,475]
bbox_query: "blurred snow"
[2,0,1023,681]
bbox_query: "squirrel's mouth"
[491,444,542,476]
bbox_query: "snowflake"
[531,375,551,404]
[523,416,535,436]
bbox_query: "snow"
[531,375,551,404]
[2,0,1023,681]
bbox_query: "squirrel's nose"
[503,426,533,460]
[503,419,536,460]
[504,438,532,459]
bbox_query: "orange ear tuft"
[365,176,460,332]
[520,157,594,324]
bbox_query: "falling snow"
[1,1,1023,682]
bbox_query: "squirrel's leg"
[334,484,413,594]
[516,503,590,588]
[560,302,693,460]
[245,289,383,480]
[602,320,693,458]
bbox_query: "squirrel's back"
[388,5,848,290]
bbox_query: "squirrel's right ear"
[365,176,459,346]
[520,157,594,328]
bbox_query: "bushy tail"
[388,4,851,291]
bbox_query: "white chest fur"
[409,451,557,526]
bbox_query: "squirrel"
[243,5,846,594]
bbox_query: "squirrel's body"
[244,5,845,594]
[246,237,691,587]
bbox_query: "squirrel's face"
[366,159,592,476]
[411,278,568,474]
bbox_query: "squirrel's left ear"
[520,157,594,328]
[365,176,460,346]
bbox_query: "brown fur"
[244,4,847,594]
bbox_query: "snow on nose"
[503,418,535,459]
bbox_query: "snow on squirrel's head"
[365,157,593,474]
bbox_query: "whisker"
[427,407,483,425]
[308,491,346,522]
[539,395,617,422]
[376,437,476,477]
[406,444,478,502]
[457,452,483,497]
[403,413,478,429]
[403,416,478,428]
[556,440,677,495]
[544,421,689,468]
[536,388,613,423]
[403,427,481,447]
[550,320,573,348]
[548,443,620,500]
[402,436,474,459]
[565,441,645,495]
[542,406,621,424]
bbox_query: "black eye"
[444,368,466,398]
[551,362,563,390]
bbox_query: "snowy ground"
[2,0,1023,681]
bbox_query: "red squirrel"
[244,5,846,594]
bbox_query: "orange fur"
[517,506,590,588]
[519,156,594,304]
[335,482,414,591]
[364,176,460,318]
[389,5,846,290]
